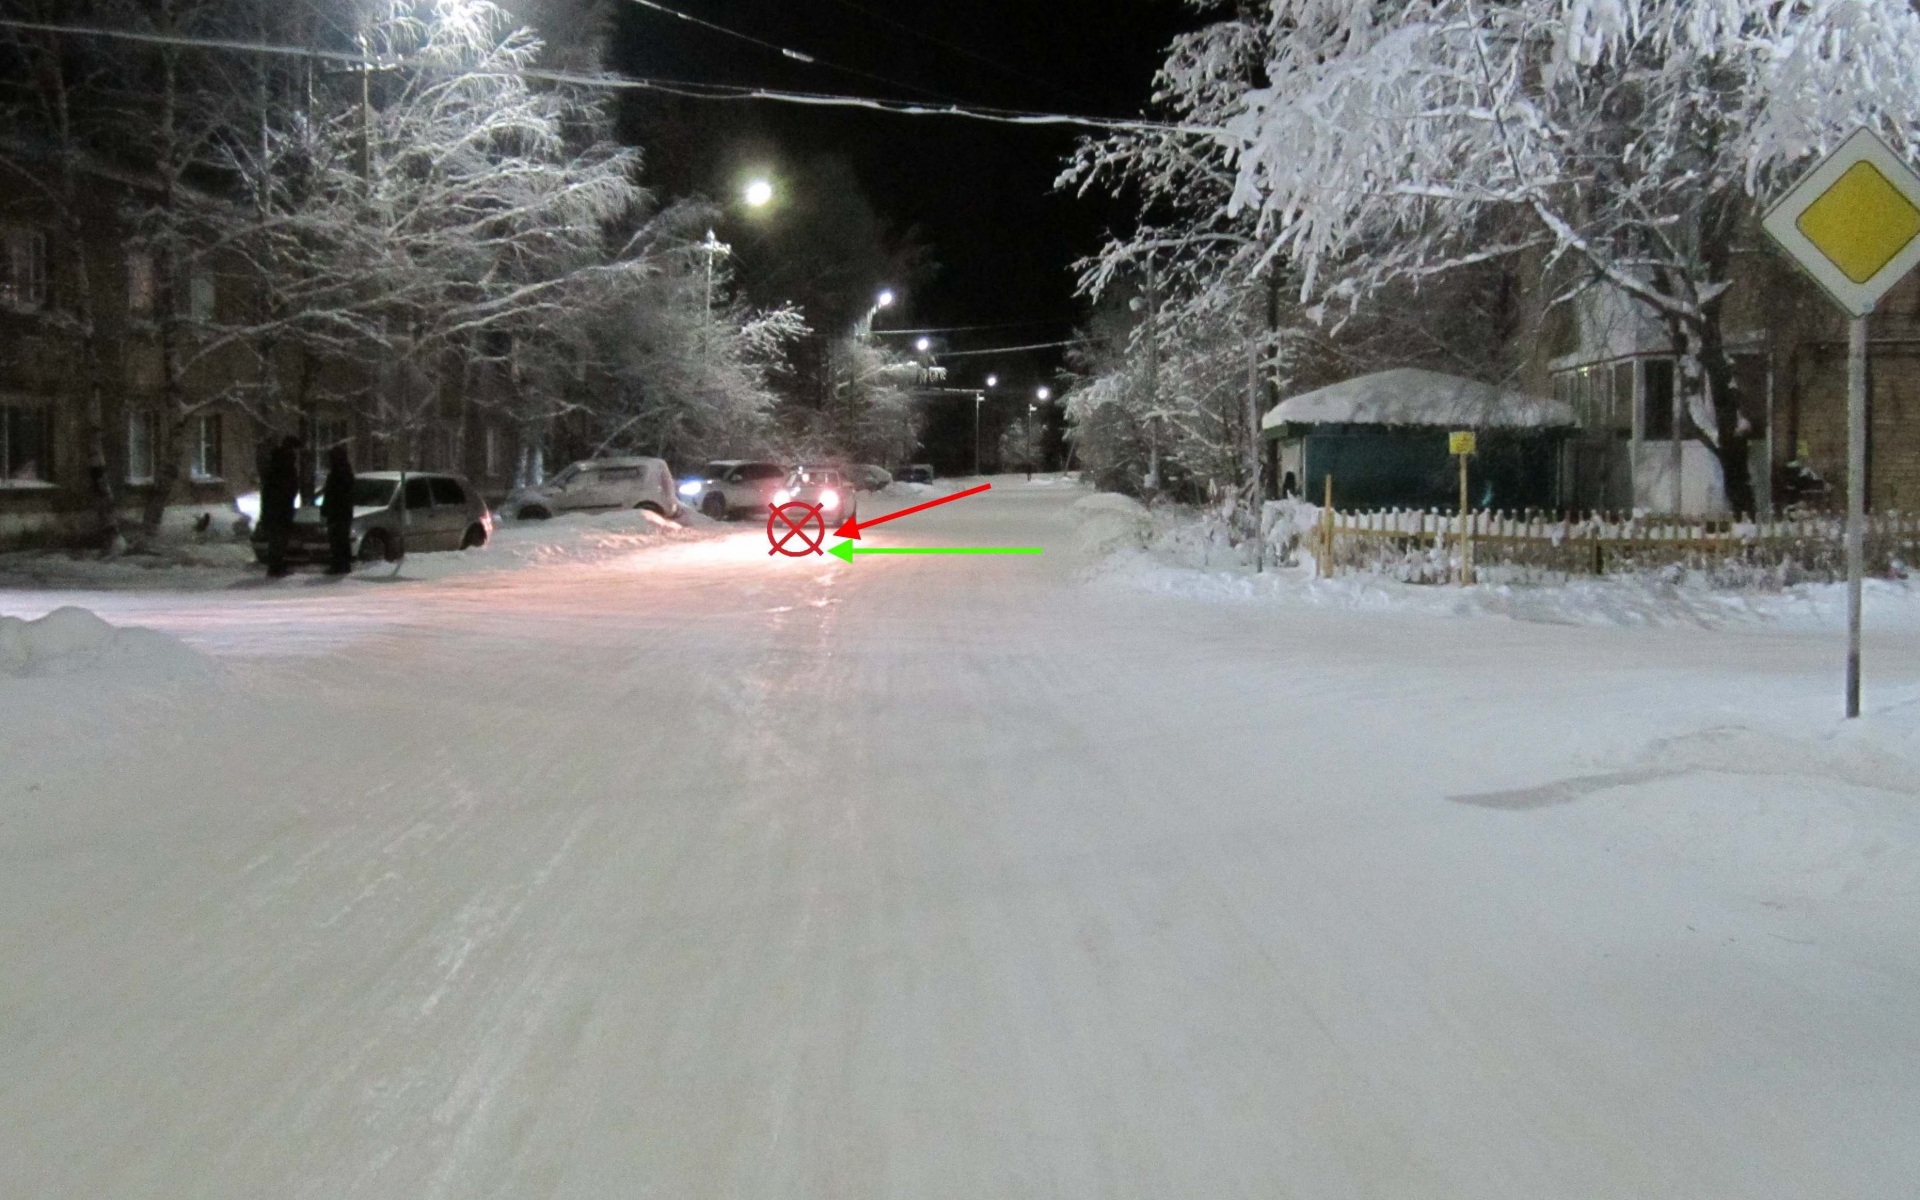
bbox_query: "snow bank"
[0,606,209,679]
[1067,491,1150,562]
[391,508,711,579]
[1085,501,1920,631]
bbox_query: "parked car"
[774,465,858,527]
[509,456,681,520]
[898,463,936,485]
[252,471,491,565]
[850,464,893,491]
[682,460,787,520]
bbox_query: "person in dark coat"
[321,444,357,575]
[260,434,301,578]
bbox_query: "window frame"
[126,408,157,484]
[0,399,56,486]
[2,227,49,311]
[189,413,224,482]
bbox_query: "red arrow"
[835,482,992,539]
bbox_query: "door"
[399,475,437,550]
[591,465,643,508]
[430,477,472,547]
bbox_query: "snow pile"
[0,606,209,679]
[1085,500,1920,630]
[416,508,710,576]
[1066,491,1151,562]
[1263,368,1572,430]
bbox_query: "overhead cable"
[619,0,960,104]
[0,19,1197,135]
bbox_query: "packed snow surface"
[3,478,1919,1198]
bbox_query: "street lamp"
[915,336,932,354]
[857,288,897,340]
[743,178,775,208]
[986,373,999,388]
[972,392,985,477]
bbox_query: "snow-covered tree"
[1075,0,1920,516]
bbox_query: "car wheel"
[519,505,551,521]
[357,531,393,563]
[702,494,727,520]
[461,523,488,550]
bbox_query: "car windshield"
[323,478,397,507]
[548,464,582,488]
[702,462,732,479]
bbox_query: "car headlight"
[820,489,839,509]
[678,480,702,497]
[234,491,262,523]
[772,489,792,506]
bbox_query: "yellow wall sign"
[1764,128,1920,316]
[1449,431,1476,456]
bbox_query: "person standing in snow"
[260,434,302,579]
[321,445,356,576]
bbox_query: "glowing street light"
[915,337,932,353]
[985,374,998,388]
[1035,386,1051,401]
[875,288,896,309]
[743,178,775,208]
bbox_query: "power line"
[0,19,1194,135]
[620,0,960,105]
[935,339,1082,358]
[814,0,1091,107]
[874,319,1068,335]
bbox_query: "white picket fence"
[1309,507,1920,584]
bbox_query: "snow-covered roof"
[1262,368,1573,431]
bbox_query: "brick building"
[0,150,529,550]
[1534,239,1920,517]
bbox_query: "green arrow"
[827,541,1041,564]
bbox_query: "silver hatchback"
[255,471,493,565]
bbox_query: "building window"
[189,413,223,480]
[484,426,501,478]
[1644,357,1676,439]
[126,409,157,483]
[1,228,49,310]
[127,253,156,317]
[188,271,216,323]
[1611,361,1635,435]
[1,402,55,484]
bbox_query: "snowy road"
[5,483,1920,1198]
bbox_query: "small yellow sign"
[1796,160,1920,284]
[1449,431,1476,456]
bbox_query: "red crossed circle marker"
[767,500,827,556]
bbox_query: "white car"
[680,460,788,520]
[510,457,682,521]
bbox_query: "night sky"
[607,0,1196,405]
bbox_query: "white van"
[508,457,682,521]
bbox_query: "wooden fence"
[1312,507,1920,584]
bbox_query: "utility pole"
[1144,257,1161,494]
[699,229,729,361]
[973,392,983,477]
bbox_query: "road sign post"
[1763,128,1920,719]
[1450,431,1476,586]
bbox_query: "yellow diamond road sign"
[1764,128,1920,316]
